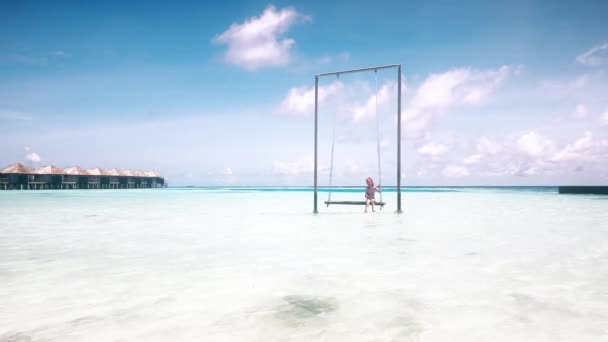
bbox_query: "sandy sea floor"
[1,188,607,341]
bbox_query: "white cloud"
[287,52,351,73]
[315,52,350,66]
[600,109,608,126]
[462,154,482,165]
[0,110,32,121]
[456,129,608,180]
[213,167,235,185]
[272,157,313,175]
[271,155,337,178]
[279,77,403,119]
[453,137,501,171]
[279,81,343,116]
[574,104,589,119]
[516,131,556,157]
[521,165,541,176]
[442,165,470,178]
[576,42,608,67]
[417,142,449,158]
[213,6,309,70]
[344,159,359,173]
[324,76,407,124]
[49,50,70,58]
[476,137,502,155]
[351,81,397,123]
[551,131,597,162]
[538,72,607,94]
[403,65,516,136]
[25,152,41,163]
[6,54,47,66]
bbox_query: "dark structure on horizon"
[558,186,608,195]
[0,163,165,190]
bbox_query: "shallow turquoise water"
[1,188,607,341]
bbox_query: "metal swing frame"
[313,64,402,213]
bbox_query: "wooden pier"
[0,163,165,190]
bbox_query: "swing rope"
[327,90,337,203]
[326,71,383,206]
[374,70,383,205]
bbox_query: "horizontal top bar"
[316,64,400,77]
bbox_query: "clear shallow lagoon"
[1,187,607,341]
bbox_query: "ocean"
[1,187,607,341]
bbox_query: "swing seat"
[325,201,386,207]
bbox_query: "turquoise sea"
[1,187,607,341]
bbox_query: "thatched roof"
[144,171,157,177]
[64,166,90,176]
[35,165,66,175]
[1,163,162,178]
[87,167,110,176]
[133,170,146,177]
[1,163,32,174]
[106,168,121,176]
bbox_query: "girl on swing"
[365,177,381,212]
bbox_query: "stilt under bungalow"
[120,170,136,188]
[145,171,158,188]
[64,166,90,189]
[132,170,147,188]
[87,168,111,189]
[33,165,66,189]
[106,168,121,189]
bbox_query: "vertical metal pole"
[397,65,402,213]
[313,75,319,214]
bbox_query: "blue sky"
[1,0,608,185]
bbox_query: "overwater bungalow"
[63,167,79,189]
[145,171,159,187]
[150,171,164,188]
[0,163,32,190]
[106,168,121,189]
[132,170,147,188]
[152,171,165,188]
[87,168,111,189]
[33,165,66,189]
[120,170,136,188]
[1,162,165,190]
[63,166,90,189]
